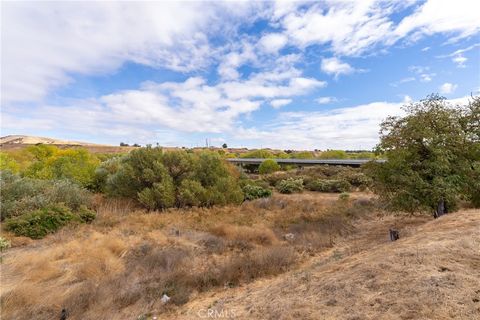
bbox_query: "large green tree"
[367,94,479,216]
[103,147,243,210]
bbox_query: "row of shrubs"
[252,166,372,194]
[1,147,369,239]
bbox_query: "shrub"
[4,205,80,239]
[239,149,274,159]
[258,159,280,174]
[276,178,304,194]
[318,150,348,159]
[0,172,92,221]
[22,146,100,189]
[338,171,372,190]
[290,151,314,159]
[47,180,93,211]
[0,237,11,251]
[138,179,176,210]
[305,179,351,193]
[104,148,243,210]
[242,184,272,201]
[0,153,20,173]
[339,192,350,201]
[77,206,96,223]
[177,179,207,207]
[262,172,291,186]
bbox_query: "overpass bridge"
[226,158,385,168]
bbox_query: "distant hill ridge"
[0,135,103,146]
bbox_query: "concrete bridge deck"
[226,158,385,167]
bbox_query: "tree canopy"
[102,147,244,210]
[367,94,479,215]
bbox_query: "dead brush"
[218,245,297,284]
[189,245,297,290]
[209,224,278,246]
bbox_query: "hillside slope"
[172,209,480,320]
[0,135,100,146]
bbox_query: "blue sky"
[1,1,479,150]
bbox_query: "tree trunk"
[434,198,447,218]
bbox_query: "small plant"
[339,192,350,201]
[276,178,304,194]
[77,206,96,223]
[242,184,272,201]
[0,237,11,251]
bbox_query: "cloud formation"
[1,1,478,149]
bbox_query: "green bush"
[318,150,348,159]
[305,179,351,193]
[5,205,80,239]
[289,151,314,159]
[0,237,11,251]
[21,145,100,189]
[258,159,280,174]
[339,192,350,201]
[239,149,274,159]
[0,153,20,173]
[242,184,272,201]
[0,171,92,221]
[276,178,304,194]
[339,171,372,190]
[77,206,96,223]
[104,148,243,210]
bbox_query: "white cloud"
[279,1,398,56]
[232,96,473,150]
[273,0,479,56]
[321,57,355,78]
[390,77,416,87]
[1,2,261,103]
[439,82,458,94]
[437,43,480,68]
[408,65,435,82]
[258,33,288,54]
[452,55,468,68]
[315,96,338,104]
[235,101,405,150]
[3,65,325,137]
[3,1,479,105]
[394,0,480,41]
[270,99,292,108]
[217,41,258,80]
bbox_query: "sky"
[1,0,479,150]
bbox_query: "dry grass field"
[1,192,478,320]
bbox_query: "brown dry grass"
[2,193,477,320]
[171,209,480,320]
